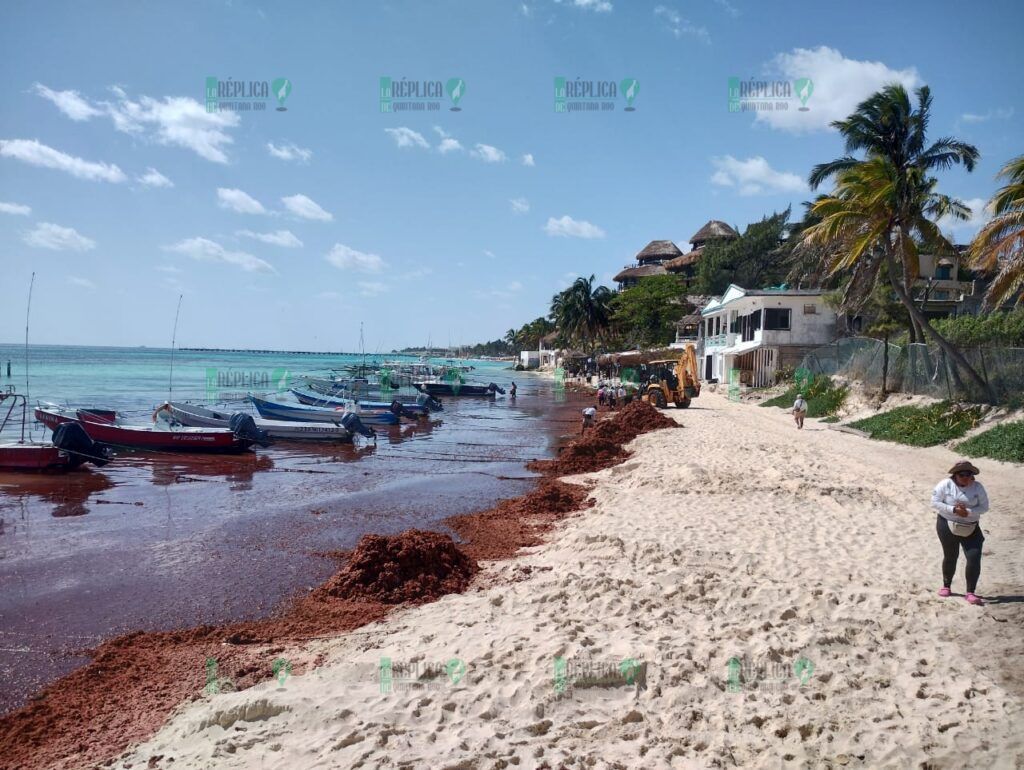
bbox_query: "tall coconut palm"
[968,154,1024,308]
[549,275,613,356]
[806,84,995,402]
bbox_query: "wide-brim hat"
[948,459,980,476]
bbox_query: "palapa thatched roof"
[690,220,739,246]
[677,314,702,326]
[613,264,667,282]
[635,240,683,264]
[664,247,703,271]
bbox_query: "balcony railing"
[704,333,734,348]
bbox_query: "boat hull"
[413,382,496,397]
[161,403,354,443]
[0,443,78,471]
[249,396,400,426]
[35,408,254,453]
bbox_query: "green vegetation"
[956,420,1024,463]
[760,374,848,417]
[609,274,688,349]
[696,208,792,296]
[549,275,614,356]
[847,401,987,447]
[820,415,840,423]
[921,309,1024,348]
[967,154,1024,309]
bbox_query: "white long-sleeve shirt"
[931,477,989,524]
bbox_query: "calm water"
[0,344,576,714]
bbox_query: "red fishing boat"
[34,405,259,454]
[0,391,112,471]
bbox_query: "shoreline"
[116,391,1023,769]
[0,386,601,770]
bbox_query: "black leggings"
[936,514,984,593]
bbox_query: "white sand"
[123,391,1024,769]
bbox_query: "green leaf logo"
[620,79,639,111]
[793,657,814,685]
[446,658,466,684]
[446,78,466,111]
[272,78,292,111]
[794,78,813,110]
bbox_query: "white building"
[700,285,837,386]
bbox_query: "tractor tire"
[650,389,667,409]
[674,397,692,409]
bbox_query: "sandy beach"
[116,391,1024,769]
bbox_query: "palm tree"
[549,275,613,356]
[968,154,1024,308]
[805,84,995,402]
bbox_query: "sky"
[1,0,1022,352]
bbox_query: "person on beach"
[617,385,626,405]
[582,406,596,433]
[510,381,517,399]
[933,460,989,605]
[792,393,807,429]
[597,385,606,407]
[607,387,617,410]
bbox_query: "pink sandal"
[965,593,984,605]
[938,587,951,597]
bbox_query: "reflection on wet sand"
[0,470,115,519]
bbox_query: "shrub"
[955,420,1024,463]
[847,402,987,447]
[760,373,848,417]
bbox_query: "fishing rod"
[167,294,183,403]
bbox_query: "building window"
[936,266,952,280]
[763,308,791,330]
[803,304,817,314]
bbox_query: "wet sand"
[0,376,585,717]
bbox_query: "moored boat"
[1,392,112,471]
[413,381,505,398]
[249,395,403,426]
[35,405,259,453]
[290,388,441,414]
[156,402,374,441]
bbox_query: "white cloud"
[713,0,740,17]
[938,197,992,237]
[0,201,31,216]
[521,153,535,167]
[237,229,303,248]
[165,237,275,273]
[402,266,434,280]
[68,276,96,289]
[358,281,388,297]
[384,127,429,149]
[24,222,96,251]
[266,141,313,163]
[318,291,341,300]
[105,91,240,163]
[33,83,103,121]
[0,139,126,182]
[544,215,606,239]
[508,280,523,291]
[432,126,463,153]
[217,187,267,215]
[484,250,496,258]
[709,155,807,195]
[281,193,333,221]
[654,6,710,44]
[960,108,1014,124]
[326,243,386,273]
[755,46,921,134]
[510,197,531,214]
[155,265,181,274]
[470,144,507,163]
[138,167,173,188]
[561,0,612,12]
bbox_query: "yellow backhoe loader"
[642,344,701,409]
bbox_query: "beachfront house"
[700,284,838,386]
[663,220,740,290]
[613,240,677,289]
[913,247,977,318]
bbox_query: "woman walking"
[932,460,989,605]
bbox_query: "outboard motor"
[228,413,272,447]
[341,412,377,439]
[389,400,420,421]
[52,421,112,467]
[488,382,506,395]
[415,393,443,412]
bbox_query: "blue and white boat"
[290,389,441,414]
[249,395,403,426]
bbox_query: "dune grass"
[846,401,987,447]
[760,374,848,418]
[955,420,1024,463]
